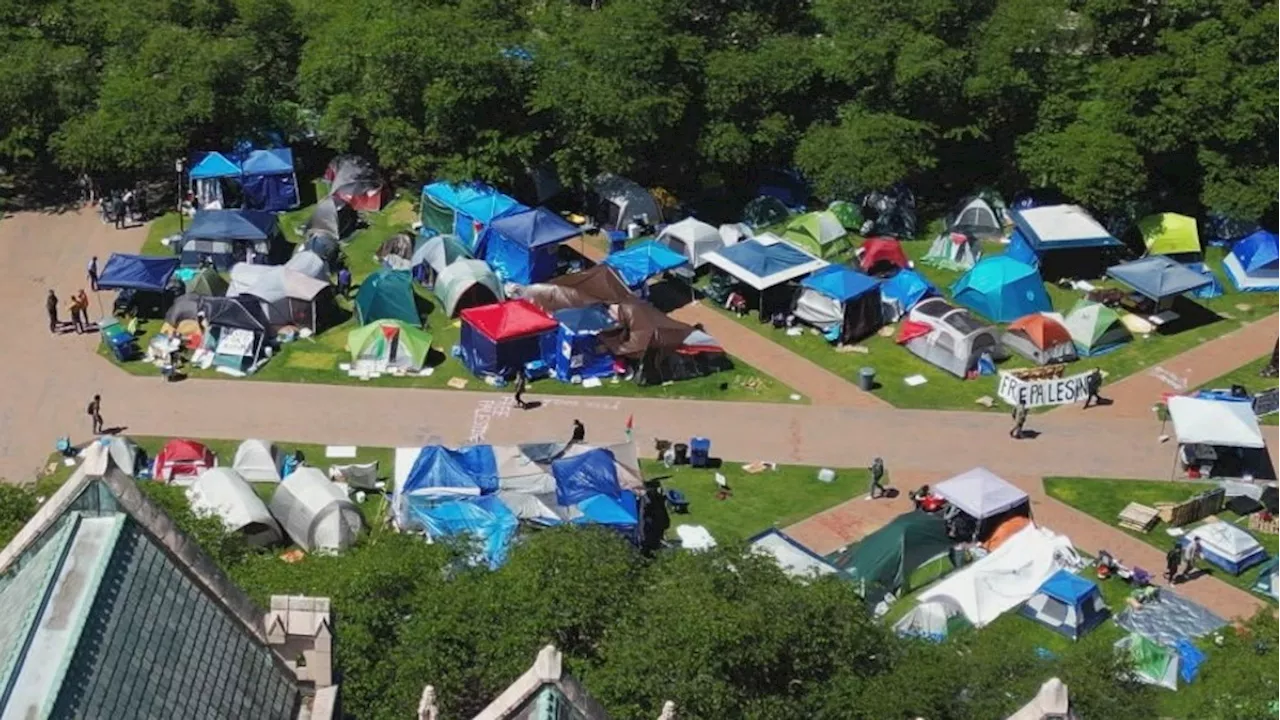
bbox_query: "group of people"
[1165,537,1203,584]
[100,188,146,229]
[46,257,101,335]
[1008,367,1107,439]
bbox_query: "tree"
[795,109,937,199]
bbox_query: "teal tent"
[355,269,419,326]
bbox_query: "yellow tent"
[1138,213,1200,255]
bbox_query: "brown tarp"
[522,265,633,313]
[600,301,696,358]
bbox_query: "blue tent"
[603,240,689,288]
[1224,229,1279,291]
[1009,205,1121,253]
[409,495,519,568]
[574,492,638,529]
[188,151,241,180]
[483,207,580,284]
[793,265,883,342]
[97,254,180,292]
[1019,570,1109,640]
[1005,230,1039,267]
[879,269,937,321]
[1105,256,1212,301]
[552,305,616,382]
[1183,263,1223,299]
[240,148,299,211]
[402,445,500,496]
[182,209,282,269]
[951,256,1052,323]
[800,265,878,302]
[421,182,527,251]
[552,448,622,506]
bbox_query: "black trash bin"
[673,443,689,465]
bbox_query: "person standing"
[87,256,99,291]
[337,266,352,299]
[867,457,887,499]
[1010,401,1029,439]
[1165,545,1183,583]
[87,394,103,435]
[570,419,585,444]
[512,369,529,410]
[111,193,125,230]
[46,289,60,334]
[1180,537,1202,581]
[1082,368,1105,408]
[68,291,84,333]
[74,289,90,332]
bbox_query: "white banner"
[997,371,1092,408]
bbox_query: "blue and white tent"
[239,148,299,211]
[792,265,882,343]
[1019,570,1108,640]
[1009,205,1121,255]
[703,234,827,291]
[604,240,689,288]
[97,254,180,292]
[552,305,617,382]
[181,209,283,270]
[951,256,1052,323]
[483,207,580,284]
[879,269,937,322]
[1223,229,1279,291]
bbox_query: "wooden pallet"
[1118,502,1160,533]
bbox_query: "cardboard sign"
[997,371,1093,408]
[1253,388,1279,417]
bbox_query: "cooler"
[689,437,710,468]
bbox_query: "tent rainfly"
[78,435,142,477]
[1167,395,1266,448]
[1223,229,1279,292]
[858,237,911,276]
[355,269,419,326]
[702,235,828,291]
[1105,255,1211,301]
[232,439,281,482]
[896,298,1003,378]
[1181,521,1268,575]
[284,250,330,281]
[1018,570,1108,640]
[269,467,365,553]
[187,468,283,547]
[325,155,386,211]
[946,195,1005,239]
[154,439,216,484]
[347,319,433,373]
[831,511,951,599]
[792,265,883,343]
[1063,300,1131,356]
[603,240,689,288]
[435,259,504,317]
[1008,205,1121,254]
[879,269,936,322]
[934,467,1029,520]
[656,217,724,268]
[748,528,839,580]
[184,266,228,296]
[779,211,849,259]
[1138,213,1201,256]
[951,256,1052,323]
[1003,314,1077,365]
[827,200,863,231]
[303,197,358,250]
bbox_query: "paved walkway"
[0,208,1275,620]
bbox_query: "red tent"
[460,299,558,341]
[859,237,911,274]
[154,439,215,483]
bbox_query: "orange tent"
[983,515,1031,551]
[1008,314,1071,348]
[1004,314,1078,365]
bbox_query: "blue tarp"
[403,445,500,495]
[483,207,579,284]
[800,265,878,302]
[552,306,616,382]
[574,493,638,528]
[1106,256,1212,301]
[188,152,241,180]
[1234,229,1279,274]
[422,182,527,251]
[1039,569,1097,604]
[411,494,519,568]
[951,256,1052,322]
[1174,638,1205,684]
[97,254,180,292]
[603,240,689,288]
[552,449,622,506]
[879,269,936,318]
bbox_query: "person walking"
[1164,545,1183,583]
[87,394,104,435]
[570,419,585,444]
[512,369,529,410]
[1180,537,1202,581]
[867,457,887,499]
[87,256,99,291]
[1010,400,1029,439]
[1082,367,1105,408]
[111,193,125,230]
[46,289,60,334]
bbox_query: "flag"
[624,413,634,438]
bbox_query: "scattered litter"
[742,461,776,474]
[1165,527,1186,537]
[338,363,351,372]
[418,367,434,376]
[817,468,836,483]
[676,524,717,551]
[447,377,468,389]
[1218,311,1234,320]
[850,345,870,354]
[877,325,896,337]
[279,549,306,564]
[974,396,994,407]
[215,366,246,377]
[662,380,674,386]
[325,446,357,459]
[581,377,602,388]
[63,457,76,467]
[904,374,928,386]
[1071,280,1097,292]
[785,326,803,336]
[1234,303,1251,312]
[789,393,802,401]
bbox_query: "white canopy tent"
[657,217,724,268]
[187,468,283,547]
[934,467,1029,519]
[1168,396,1266,448]
[917,524,1082,627]
[233,439,282,482]
[269,467,365,553]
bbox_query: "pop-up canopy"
[604,240,689,288]
[1106,255,1211,301]
[1168,396,1265,448]
[935,467,1028,519]
[97,254,180,292]
[703,235,827,290]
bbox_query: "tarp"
[461,299,557,341]
[355,269,419,325]
[435,259,504,317]
[748,529,839,580]
[402,444,499,496]
[1253,556,1278,598]
[410,494,519,568]
[78,435,141,477]
[1009,205,1121,252]
[1115,634,1179,691]
[951,256,1052,323]
[346,319,433,372]
[1139,213,1201,256]
[604,240,689,288]
[657,218,724,268]
[917,524,1082,627]
[325,155,386,211]
[879,269,937,321]
[1106,256,1211,300]
[187,468,282,546]
[859,238,911,274]
[831,511,950,598]
[600,301,704,358]
[98,254,179,292]
[779,211,848,258]
[860,185,917,238]
[703,235,828,291]
[269,467,364,553]
[412,234,471,275]
[484,207,580,284]
[741,196,791,229]
[827,200,863,231]
[1168,395,1266,448]
[1064,300,1130,356]
[552,305,617,381]
[521,265,634,313]
[935,467,1028,519]
[551,448,622,506]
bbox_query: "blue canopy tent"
[604,240,689,289]
[703,235,827,318]
[483,207,580,284]
[792,266,883,343]
[407,494,519,568]
[879,269,937,322]
[1224,229,1279,291]
[188,152,241,180]
[402,444,500,497]
[1105,256,1212,304]
[951,256,1052,323]
[420,182,527,252]
[552,305,617,382]
[181,209,283,270]
[239,148,299,211]
[98,254,180,291]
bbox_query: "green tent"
[779,211,850,258]
[828,200,864,232]
[185,267,228,297]
[832,511,951,599]
[346,319,433,371]
[355,269,419,326]
[1138,213,1201,256]
[435,259,504,317]
[1114,633,1178,690]
[1063,300,1131,356]
[742,196,791,229]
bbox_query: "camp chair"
[666,489,690,514]
[329,461,380,490]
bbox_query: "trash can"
[689,437,710,467]
[673,443,689,465]
[858,367,876,391]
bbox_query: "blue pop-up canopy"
[97,254,180,292]
[421,182,527,251]
[483,207,580,284]
[188,151,241,180]
[800,265,878,302]
[186,209,279,240]
[1105,256,1212,301]
[603,240,689,288]
[704,236,827,290]
[241,148,294,175]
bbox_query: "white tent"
[269,467,365,553]
[284,250,330,280]
[593,173,662,229]
[917,524,1082,627]
[1168,396,1266,448]
[1184,521,1267,574]
[233,439,281,482]
[702,234,828,291]
[748,528,838,580]
[893,600,963,640]
[1006,678,1076,720]
[718,223,752,247]
[935,467,1029,519]
[79,436,141,477]
[657,218,724,268]
[188,468,283,547]
[901,298,1004,378]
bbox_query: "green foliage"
[1169,610,1278,720]
[0,484,40,547]
[138,481,254,569]
[796,109,937,199]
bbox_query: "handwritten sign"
[997,371,1093,408]
[1253,388,1279,417]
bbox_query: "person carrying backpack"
[1165,545,1182,583]
[87,395,103,435]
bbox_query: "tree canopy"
[1,0,1275,219]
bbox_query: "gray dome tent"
[269,467,364,553]
[188,468,283,547]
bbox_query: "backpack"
[1166,546,1181,566]
[86,402,94,415]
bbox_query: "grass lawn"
[1044,477,1277,601]
[643,459,866,543]
[705,235,1278,413]
[106,195,802,404]
[1196,354,1278,425]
